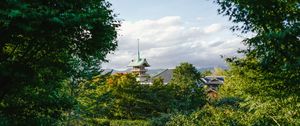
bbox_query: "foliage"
[72,0,300,125]
[110,120,151,126]
[166,104,244,126]
[152,77,164,86]
[77,73,171,120]
[101,73,165,119]
[158,1,300,125]
[201,70,212,76]
[169,62,202,87]
[69,118,151,126]
[217,63,300,125]
[212,67,226,76]
[0,0,119,124]
[215,0,300,92]
[166,113,195,126]
[149,113,171,126]
[166,93,300,125]
[168,62,206,112]
[77,65,207,124]
[211,0,300,125]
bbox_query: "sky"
[102,0,246,70]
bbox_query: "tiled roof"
[151,69,174,84]
[201,76,225,85]
[128,58,150,67]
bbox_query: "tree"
[152,77,164,86]
[169,62,202,87]
[0,0,119,124]
[78,73,174,121]
[169,62,206,112]
[215,0,300,93]
[212,67,226,76]
[202,70,212,76]
[214,0,300,125]
[215,0,300,97]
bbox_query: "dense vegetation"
[74,63,206,125]
[0,0,119,125]
[164,0,300,125]
[0,0,299,125]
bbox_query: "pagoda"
[128,40,150,83]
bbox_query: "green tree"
[152,77,164,86]
[78,73,174,121]
[212,67,225,76]
[169,62,206,112]
[165,1,300,125]
[215,0,300,93]
[213,0,300,125]
[169,62,202,87]
[201,70,212,76]
[78,70,206,124]
[0,0,119,125]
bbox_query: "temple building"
[125,40,225,88]
[201,76,225,90]
[128,41,151,83]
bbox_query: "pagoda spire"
[137,39,141,60]
[128,39,150,83]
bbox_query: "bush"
[149,113,171,126]
[165,105,243,126]
[166,114,195,126]
[110,120,151,126]
[88,118,110,126]
[78,73,207,120]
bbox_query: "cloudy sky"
[102,0,246,70]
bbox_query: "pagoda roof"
[201,76,225,85]
[128,58,150,67]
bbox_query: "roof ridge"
[152,69,169,78]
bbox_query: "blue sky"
[111,0,222,20]
[103,0,245,69]
[110,0,230,28]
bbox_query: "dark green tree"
[0,0,119,125]
[169,62,206,112]
[77,73,174,121]
[169,62,202,87]
[166,1,300,125]
[213,0,300,125]
[215,0,300,94]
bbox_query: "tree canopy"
[169,62,202,87]
[216,0,300,96]
[0,0,119,125]
[1,0,299,125]
[165,1,300,124]
[216,0,300,74]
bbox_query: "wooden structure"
[128,40,150,83]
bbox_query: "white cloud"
[203,23,223,34]
[103,16,245,69]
